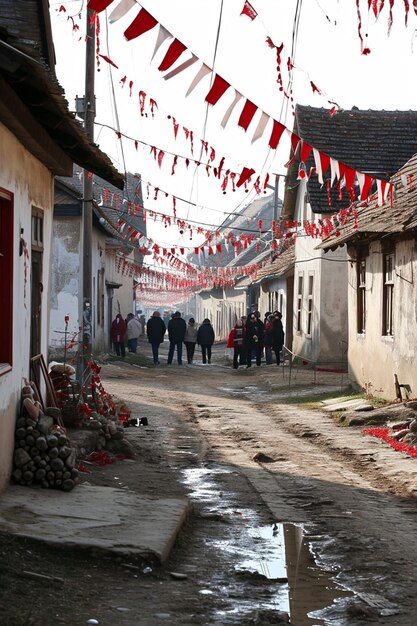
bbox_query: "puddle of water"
[233,523,351,625]
[181,466,351,626]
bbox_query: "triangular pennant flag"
[269,120,285,149]
[236,166,255,188]
[300,141,313,163]
[377,179,389,205]
[151,25,172,61]
[109,0,136,23]
[158,39,187,72]
[124,7,158,41]
[163,54,198,80]
[330,157,340,185]
[251,111,269,143]
[205,74,231,105]
[238,99,258,131]
[358,172,374,200]
[221,91,242,127]
[241,0,258,19]
[313,148,330,184]
[87,0,113,12]
[185,63,211,96]
[344,166,356,192]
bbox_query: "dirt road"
[2,343,417,625]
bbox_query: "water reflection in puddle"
[182,466,351,625]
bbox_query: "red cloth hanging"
[205,75,231,105]
[300,141,313,163]
[360,173,374,200]
[236,167,255,188]
[124,8,158,41]
[241,0,258,19]
[87,0,113,12]
[269,120,285,149]
[238,99,258,131]
[158,39,187,71]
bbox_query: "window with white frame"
[357,258,366,333]
[382,250,394,336]
[296,273,303,332]
[306,274,314,335]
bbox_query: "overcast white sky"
[50,0,417,249]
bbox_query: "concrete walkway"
[0,484,189,563]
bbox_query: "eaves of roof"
[319,152,417,251]
[0,3,124,189]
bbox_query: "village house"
[50,171,147,359]
[282,105,417,368]
[192,192,280,340]
[319,151,417,400]
[0,1,123,490]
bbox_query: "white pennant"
[151,25,172,62]
[330,157,340,186]
[185,64,211,97]
[313,148,324,185]
[251,111,269,143]
[163,54,198,80]
[376,179,390,205]
[108,0,136,23]
[220,91,243,128]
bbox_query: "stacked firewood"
[12,384,78,491]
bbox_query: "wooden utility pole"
[81,7,96,372]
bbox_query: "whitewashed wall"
[348,237,417,400]
[0,123,53,491]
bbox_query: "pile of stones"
[12,384,79,491]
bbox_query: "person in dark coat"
[245,312,263,367]
[227,319,246,369]
[111,313,126,357]
[272,311,285,365]
[167,311,187,365]
[146,311,166,365]
[263,313,274,365]
[197,318,215,364]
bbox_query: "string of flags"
[86,0,394,204]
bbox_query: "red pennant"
[300,141,313,163]
[236,167,255,188]
[241,1,258,19]
[205,75,231,105]
[360,174,374,200]
[158,39,187,72]
[87,0,112,12]
[319,151,331,176]
[238,100,258,131]
[269,120,285,149]
[124,8,158,42]
[98,54,118,68]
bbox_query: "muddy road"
[2,342,417,625]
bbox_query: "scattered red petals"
[362,427,417,458]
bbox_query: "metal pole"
[81,7,96,377]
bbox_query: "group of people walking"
[111,308,284,370]
[227,310,285,369]
[146,311,214,365]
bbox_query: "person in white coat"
[125,313,142,353]
[184,318,198,364]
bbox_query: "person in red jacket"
[111,313,126,357]
[227,319,246,369]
